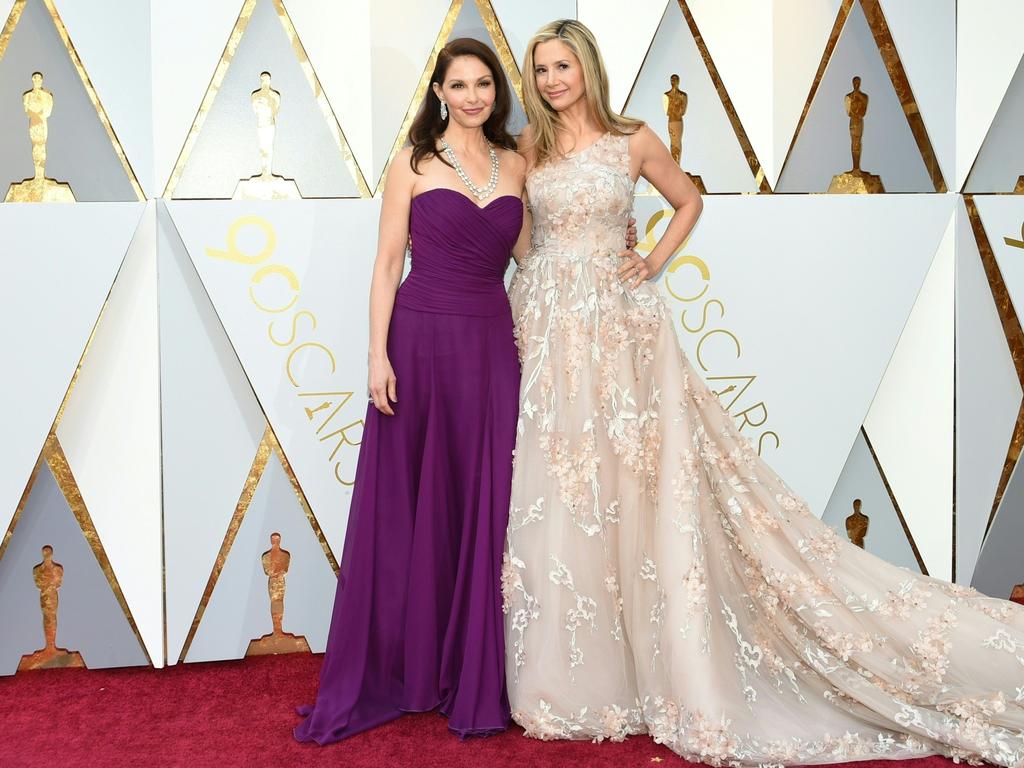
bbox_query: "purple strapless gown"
[294,187,523,743]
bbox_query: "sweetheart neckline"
[412,187,521,211]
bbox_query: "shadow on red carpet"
[0,653,961,768]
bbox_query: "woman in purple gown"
[294,38,528,742]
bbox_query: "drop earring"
[440,100,448,120]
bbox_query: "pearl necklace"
[440,137,499,201]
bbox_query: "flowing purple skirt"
[294,302,519,743]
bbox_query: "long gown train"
[503,132,1024,766]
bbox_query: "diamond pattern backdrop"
[1,0,1022,672]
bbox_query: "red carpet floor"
[0,652,961,768]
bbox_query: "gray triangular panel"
[821,431,924,573]
[171,0,359,198]
[0,0,137,200]
[186,455,336,663]
[972,455,1024,600]
[776,2,931,192]
[0,465,147,676]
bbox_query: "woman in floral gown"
[503,19,1024,766]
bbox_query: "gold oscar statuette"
[246,532,311,655]
[663,74,705,194]
[1014,176,1024,194]
[233,72,302,201]
[828,76,885,194]
[18,546,85,670]
[844,499,869,549]
[5,73,76,203]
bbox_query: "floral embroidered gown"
[503,131,1024,766]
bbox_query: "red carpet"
[0,653,960,768]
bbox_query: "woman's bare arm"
[633,125,703,275]
[367,148,416,415]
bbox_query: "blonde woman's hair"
[521,19,644,166]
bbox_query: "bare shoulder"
[392,147,417,176]
[382,147,418,198]
[516,124,538,167]
[628,124,662,155]
[499,146,527,174]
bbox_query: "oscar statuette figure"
[5,73,76,203]
[233,72,302,200]
[246,533,311,655]
[18,546,85,670]
[828,76,885,193]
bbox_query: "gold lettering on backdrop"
[249,264,300,313]
[5,73,76,203]
[638,210,780,454]
[206,216,363,485]
[18,546,85,670]
[1005,221,1024,251]
[297,390,362,483]
[246,533,311,655]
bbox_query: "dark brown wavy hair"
[409,37,517,174]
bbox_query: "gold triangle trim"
[374,0,526,196]
[45,434,154,666]
[622,0,771,194]
[963,196,1024,547]
[177,423,338,663]
[776,0,854,187]
[860,0,946,192]
[0,206,152,665]
[0,0,145,201]
[475,0,523,102]
[2,203,141,551]
[162,0,370,199]
[860,427,930,576]
[0,434,154,668]
[777,0,946,192]
[961,53,1024,194]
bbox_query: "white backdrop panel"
[0,203,142,545]
[167,199,381,558]
[185,455,336,662]
[285,0,372,190]
[771,0,843,189]
[955,0,1024,190]
[53,0,154,196]
[368,0,451,189]
[636,193,953,517]
[578,0,666,112]
[625,0,757,193]
[168,0,360,199]
[975,197,1024,328]
[56,201,163,664]
[955,198,1021,584]
[965,54,1024,193]
[151,0,246,195]
[777,0,931,192]
[491,0,576,70]
[878,0,955,191]
[687,0,772,186]
[158,202,268,664]
[863,207,954,581]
